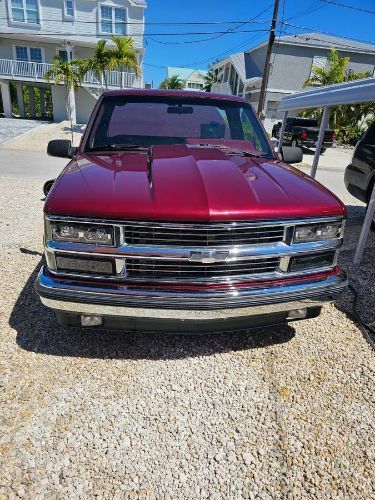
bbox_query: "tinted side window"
[363,123,375,145]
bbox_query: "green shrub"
[335,123,364,146]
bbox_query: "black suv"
[345,122,375,227]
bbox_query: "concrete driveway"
[0,149,67,181]
[0,118,49,144]
[299,146,360,205]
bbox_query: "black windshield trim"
[84,95,273,157]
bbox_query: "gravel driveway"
[0,177,374,498]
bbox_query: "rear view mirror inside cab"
[167,105,194,114]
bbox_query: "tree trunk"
[66,86,77,144]
[65,88,74,144]
[121,66,124,89]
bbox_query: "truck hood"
[45,145,345,221]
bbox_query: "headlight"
[293,222,342,243]
[49,221,114,246]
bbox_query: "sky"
[143,0,375,87]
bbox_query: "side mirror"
[47,139,77,158]
[279,146,303,164]
[43,179,55,197]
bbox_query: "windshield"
[85,95,273,157]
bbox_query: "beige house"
[167,67,207,91]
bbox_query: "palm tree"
[159,75,184,90]
[301,47,373,139]
[45,55,83,142]
[81,39,112,90]
[304,47,369,89]
[108,36,140,89]
[203,66,216,92]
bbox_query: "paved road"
[0,118,49,144]
[0,150,67,181]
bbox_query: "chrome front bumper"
[36,266,348,323]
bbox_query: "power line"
[181,33,268,68]
[0,28,272,37]
[145,9,271,46]
[143,62,167,69]
[0,17,273,25]
[174,3,330,68]
[284,2,328,21]
[318,0,375,15]
[280,30,375,53]
[165,4,274,67]
[280,21,375,48]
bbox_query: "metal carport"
[278,77,375,264]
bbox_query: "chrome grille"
[123,222,285,247]
[126,257,281,280]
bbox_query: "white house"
[0,0,147,123]
[167,67,207,91]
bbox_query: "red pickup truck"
[36,90,347,333]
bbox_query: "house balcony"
[211,82,233,95]
[0,58,141,89]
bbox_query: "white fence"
[0,58,138,88]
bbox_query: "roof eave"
[245,38,375,56]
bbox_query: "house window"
[15,46,28,61]
[64,0,74,17]
[58,49,73,61]
[100,5,126,35]
[187,82,204,90]
[30,47,42,62]
[15,46,43,62]
[310,55,327,79]
[114,8,125,34]
[11,0,40,24]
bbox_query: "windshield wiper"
[223,150,269,158]
[190,143,269,158]
[87,144,149,152]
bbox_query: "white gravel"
[0,176,374,498]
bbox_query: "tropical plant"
[81,39,112,90]
[45,55,84,141]
[203,65,217,92]
[108,36,140,88]
[300,47,374,144]
[159,75,184,90]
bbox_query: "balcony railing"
[211,81,233,95]
[0,58,139,88]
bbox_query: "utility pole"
[257,0,280,119]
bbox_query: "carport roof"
[279,77,375,111]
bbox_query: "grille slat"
[124,222,285,247]
[126,257,280,280]
[122,222,284,281]
[129,229,285,236]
